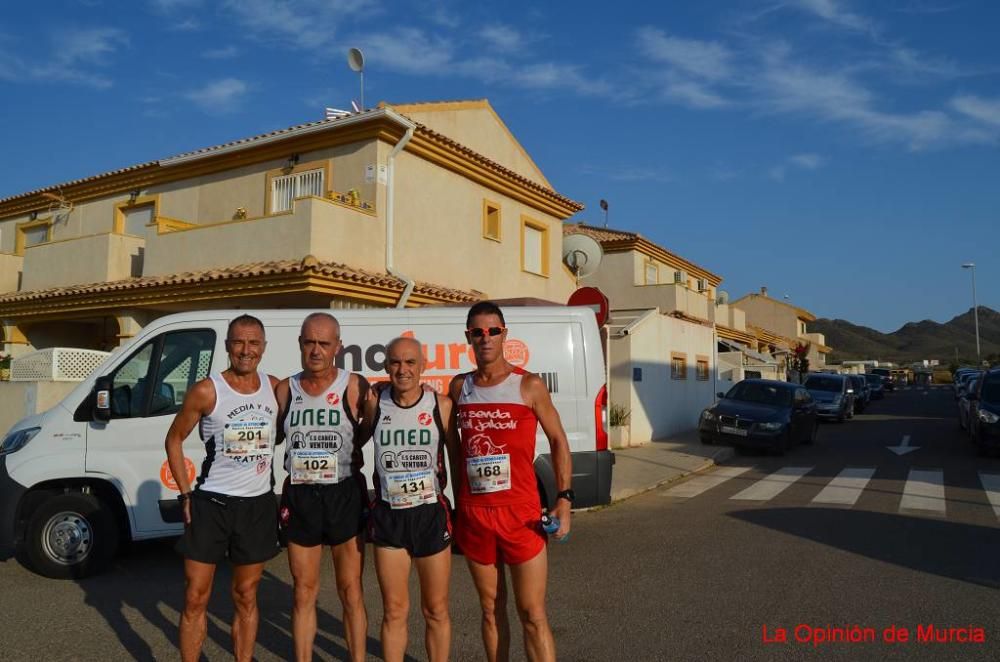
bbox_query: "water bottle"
[540,510,560,535]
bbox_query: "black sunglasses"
[467,326,506,338]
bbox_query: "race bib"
[385,468,437,509]
[290,448,338,485]
[223,419,272,457]
[466,454,511,494]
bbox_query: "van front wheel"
[23,493,119,579]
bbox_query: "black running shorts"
[175,490,279,565]
[279,477,365,547]
[369,497,452,558]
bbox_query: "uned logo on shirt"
[418,412,433,426]
[327,392,340,406]
[504,339,530,367]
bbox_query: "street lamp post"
[962,263,981,364]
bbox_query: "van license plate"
[721,425,748,437]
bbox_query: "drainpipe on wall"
[386,126,415,308]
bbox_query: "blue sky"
[2,0,999,333]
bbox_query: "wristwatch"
[556,489,575,504]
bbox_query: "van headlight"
[700,410,716,422]
[0,427,40,455]
[979,410,1000,425]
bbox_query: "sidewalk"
[609,429,734,502]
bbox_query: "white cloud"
[184,78,249,112]
[149,0,202,12]
[510,62,612,97]
[364,28,454,75]
[0,26,128,88]
[768,166,786,181]
[222,0,374,49]
[661,77,730,109]
[787,0,875,34]
[789,153,825,169]
[202,45,240,59]
[479,24,524,54]
[951,95,1000,127]
[637,27,732,81]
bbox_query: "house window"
[696,356,710,381]
[483,200,501,241]
[671,353,687,380]
[15,219,52,253]
[271,168,324,213]
[521,216,549,276]
[645,261,658,285]
[122,205,154,236]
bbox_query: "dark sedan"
[864,373,885,400]
[699,379,818,454]
[969,369,1000,454]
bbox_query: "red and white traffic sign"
[568,286,609,327]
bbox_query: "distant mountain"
[811,307,1000,364]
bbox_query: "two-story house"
[563,223,779,446]
[0,100,582,355]
[732,287,832,374]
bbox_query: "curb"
[609,446,736,504]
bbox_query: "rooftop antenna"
[599,198,608,228]
[347,47,365,112]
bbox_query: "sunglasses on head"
[467,326,506,338]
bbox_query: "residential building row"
[0,99,831,446]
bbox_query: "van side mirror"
[93,375,113,423]
[717,392,725,399]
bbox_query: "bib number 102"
[476,465,503,477]
[301,459,328,470]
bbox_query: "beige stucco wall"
[143,196,384,276]
[581,251,712,320]
[0,253,23,293]
[0,381,79,437]
[733,295,800,338]
[21,233,144,291]
[391,145,574,302]
[395,105,549,187]
[610,313,716,444]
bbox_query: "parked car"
[958,373,982,432]
[864,373,885,400]
[871,367,895,392]
[954,368,979,397]
[804,373,855,422]
[956,371,982,401]
[699,379,818,453]
[848,374,870,414]
[969,369,1000,454]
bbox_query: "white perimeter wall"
[609,313,716,444]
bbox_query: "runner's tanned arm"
[164,379,215,525]
[524,373,573,538]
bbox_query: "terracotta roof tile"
[0,256,483,305]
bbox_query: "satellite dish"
[716,290,729,305]
[347,48,365,72]
[562,234,603,279]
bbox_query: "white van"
[0,306,612,578]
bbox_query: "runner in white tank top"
[164,314,280,662]
[283,368,356,485]
[362,336,455,662]
[274,313,370,662]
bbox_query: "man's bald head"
[300,312,340,340]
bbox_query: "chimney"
[760,286,768,297]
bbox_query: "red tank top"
[457,368,539,507]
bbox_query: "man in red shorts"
[447,300,573,662]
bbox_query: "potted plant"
[609,402,632,448]
[0,352,11,381]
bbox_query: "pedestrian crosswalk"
[661,465,1000,521]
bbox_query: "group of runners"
[164,301,574,662]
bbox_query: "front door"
[85,327,216,537]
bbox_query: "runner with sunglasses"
[447,301,573,662]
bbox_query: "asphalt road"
[1,385,998,661]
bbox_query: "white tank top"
[283,370,358,484]
[196,371,278,497]
[372,389,447,509]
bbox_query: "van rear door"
[84,327,216,536]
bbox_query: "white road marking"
[729,466,813,501]
[899,469,946,515]
[661,466,752,498]
[978,473,1000,520]
[811,467,877,506]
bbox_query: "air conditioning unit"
[716,290,729,305]
[673,270,687,285]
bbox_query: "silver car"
[804,373,855,423]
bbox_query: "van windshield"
[981,379,1000,403]
[805,376,842,392]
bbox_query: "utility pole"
[962,263,981,364]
